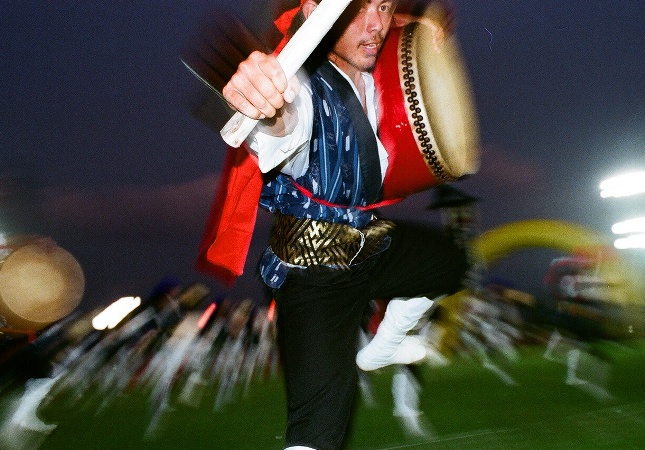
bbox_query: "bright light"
[600,171,645,198]
[267,299,276,322]
[198,302,217,330]
[0,233,8,259]
[92,296,141,330]
[612,217,645,235]
[614,234,645,249]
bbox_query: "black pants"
[273,220,469,450]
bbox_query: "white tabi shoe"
[356,296,436,371]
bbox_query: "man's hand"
[222,51,300,120]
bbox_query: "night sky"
[2,1,644,313]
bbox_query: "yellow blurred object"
[469,219,645,338]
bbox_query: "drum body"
[0,241,84,331]
[374,23,480,201]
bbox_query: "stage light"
[0,233,8,259]
[600,171,645,198]
[614,234,645,250]
[92,296,141,330]
[612,217,645,235]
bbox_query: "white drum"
[0,238,85,331]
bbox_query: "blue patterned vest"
[259,61,387,288]
[259,61,382,229]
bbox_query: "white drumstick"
[220,0,353,148]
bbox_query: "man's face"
[329,0,397,76]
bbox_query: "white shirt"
[247,63,389,181]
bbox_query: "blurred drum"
[0,238,84,331]
[374,21,480,201]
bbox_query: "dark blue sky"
[2,1,644,311]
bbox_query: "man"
[218,1,468,448]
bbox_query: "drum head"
[412,23,480,177]
[0,243,84,330]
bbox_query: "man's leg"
[371,221,470,298]
[275,266,372,450]
[359,221,470,371]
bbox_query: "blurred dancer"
[542,255,613,400]
[197,1,469,449]
[391,365,433,437]
[457,292,518,385]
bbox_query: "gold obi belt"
[270,211,395,268]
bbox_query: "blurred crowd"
[356,251,642,437]
[0,279,279,447]
[0,248,642,447]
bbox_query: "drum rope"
[400,24,451,182]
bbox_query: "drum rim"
[396,22,480,180]
[398,23,453,182]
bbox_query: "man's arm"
[223,52,312,174]
[222,51,301,137]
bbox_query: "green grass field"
[3,338,645,450]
